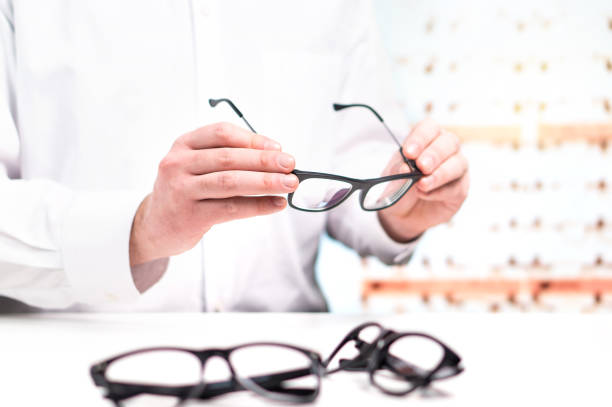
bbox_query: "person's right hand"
[129,122,298,267]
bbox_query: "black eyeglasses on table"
[90,342,324,406]
[90,322,463,406]
[208,98,423,212]
[324,321,464,396]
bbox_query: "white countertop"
[1,312,610,406]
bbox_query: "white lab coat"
[0,0,416,312]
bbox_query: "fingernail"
[420,155,433,172]
[282,174,298,189]
[277,154,295,171]
[406,144,419,157]
[273,197,286,207]
[264,140,282,151]
[419,177,431,190]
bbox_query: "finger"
[180,122,281,151]
[200,196,287,224]
[417,153,468,192]
[402,118,441,159]
[415,130,461,175]
[189,171,299,199]
[186,148,295,175]
[416,172,470,202]
[381,150,413,176]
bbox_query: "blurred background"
[317,0,612,313]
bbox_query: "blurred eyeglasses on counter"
[90,322,463,406]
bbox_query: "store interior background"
[317,0,612,313]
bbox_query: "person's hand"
[129,122,298,267]
[377,118,469,242]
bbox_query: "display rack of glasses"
[357,0,612,313]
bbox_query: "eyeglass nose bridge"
[174,351,234,406]
[195,350,237,384]
[196,348,230,362]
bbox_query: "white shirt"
[0,0,417,312]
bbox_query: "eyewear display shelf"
[364,1,612,314]
[360,123,612,313]
[1,312,611,406]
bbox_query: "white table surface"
[1,312,611,406]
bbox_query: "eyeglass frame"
[208,98,424,212]
[323,321,464,396]
[90,342,324,406]
[289,169,421,212]
[90,322,463,405]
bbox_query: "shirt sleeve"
[325,0,419,265]
[0,1,142,308]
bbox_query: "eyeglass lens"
[106,349,202,406]
[229,344,319,402]
[362,178,415,210]
[371,335,446,394]
[290,178,353,211]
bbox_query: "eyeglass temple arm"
[196,367,314,400]
[326,337,431,379]
[333,103,418,172]
[209,99,419,172]
[326,335,399,375]
[322,322,386,371]
[100,367,315,402]
[209,98,257,133]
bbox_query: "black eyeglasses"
[90,342,324,406]
[90,322,463,405]
[209,98,423,212]
[324,322,464,396]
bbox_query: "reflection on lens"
[432,365,460,380]
[363,178,413,210]
[230,344,318,402]
[372,335,444,393]
[372,370,420,394]
[291,178,352,211]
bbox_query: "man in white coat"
[0,0,469,312]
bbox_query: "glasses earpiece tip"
[332,103,343,111]
[208,99,218,107]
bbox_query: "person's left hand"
[377,118,469,242]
